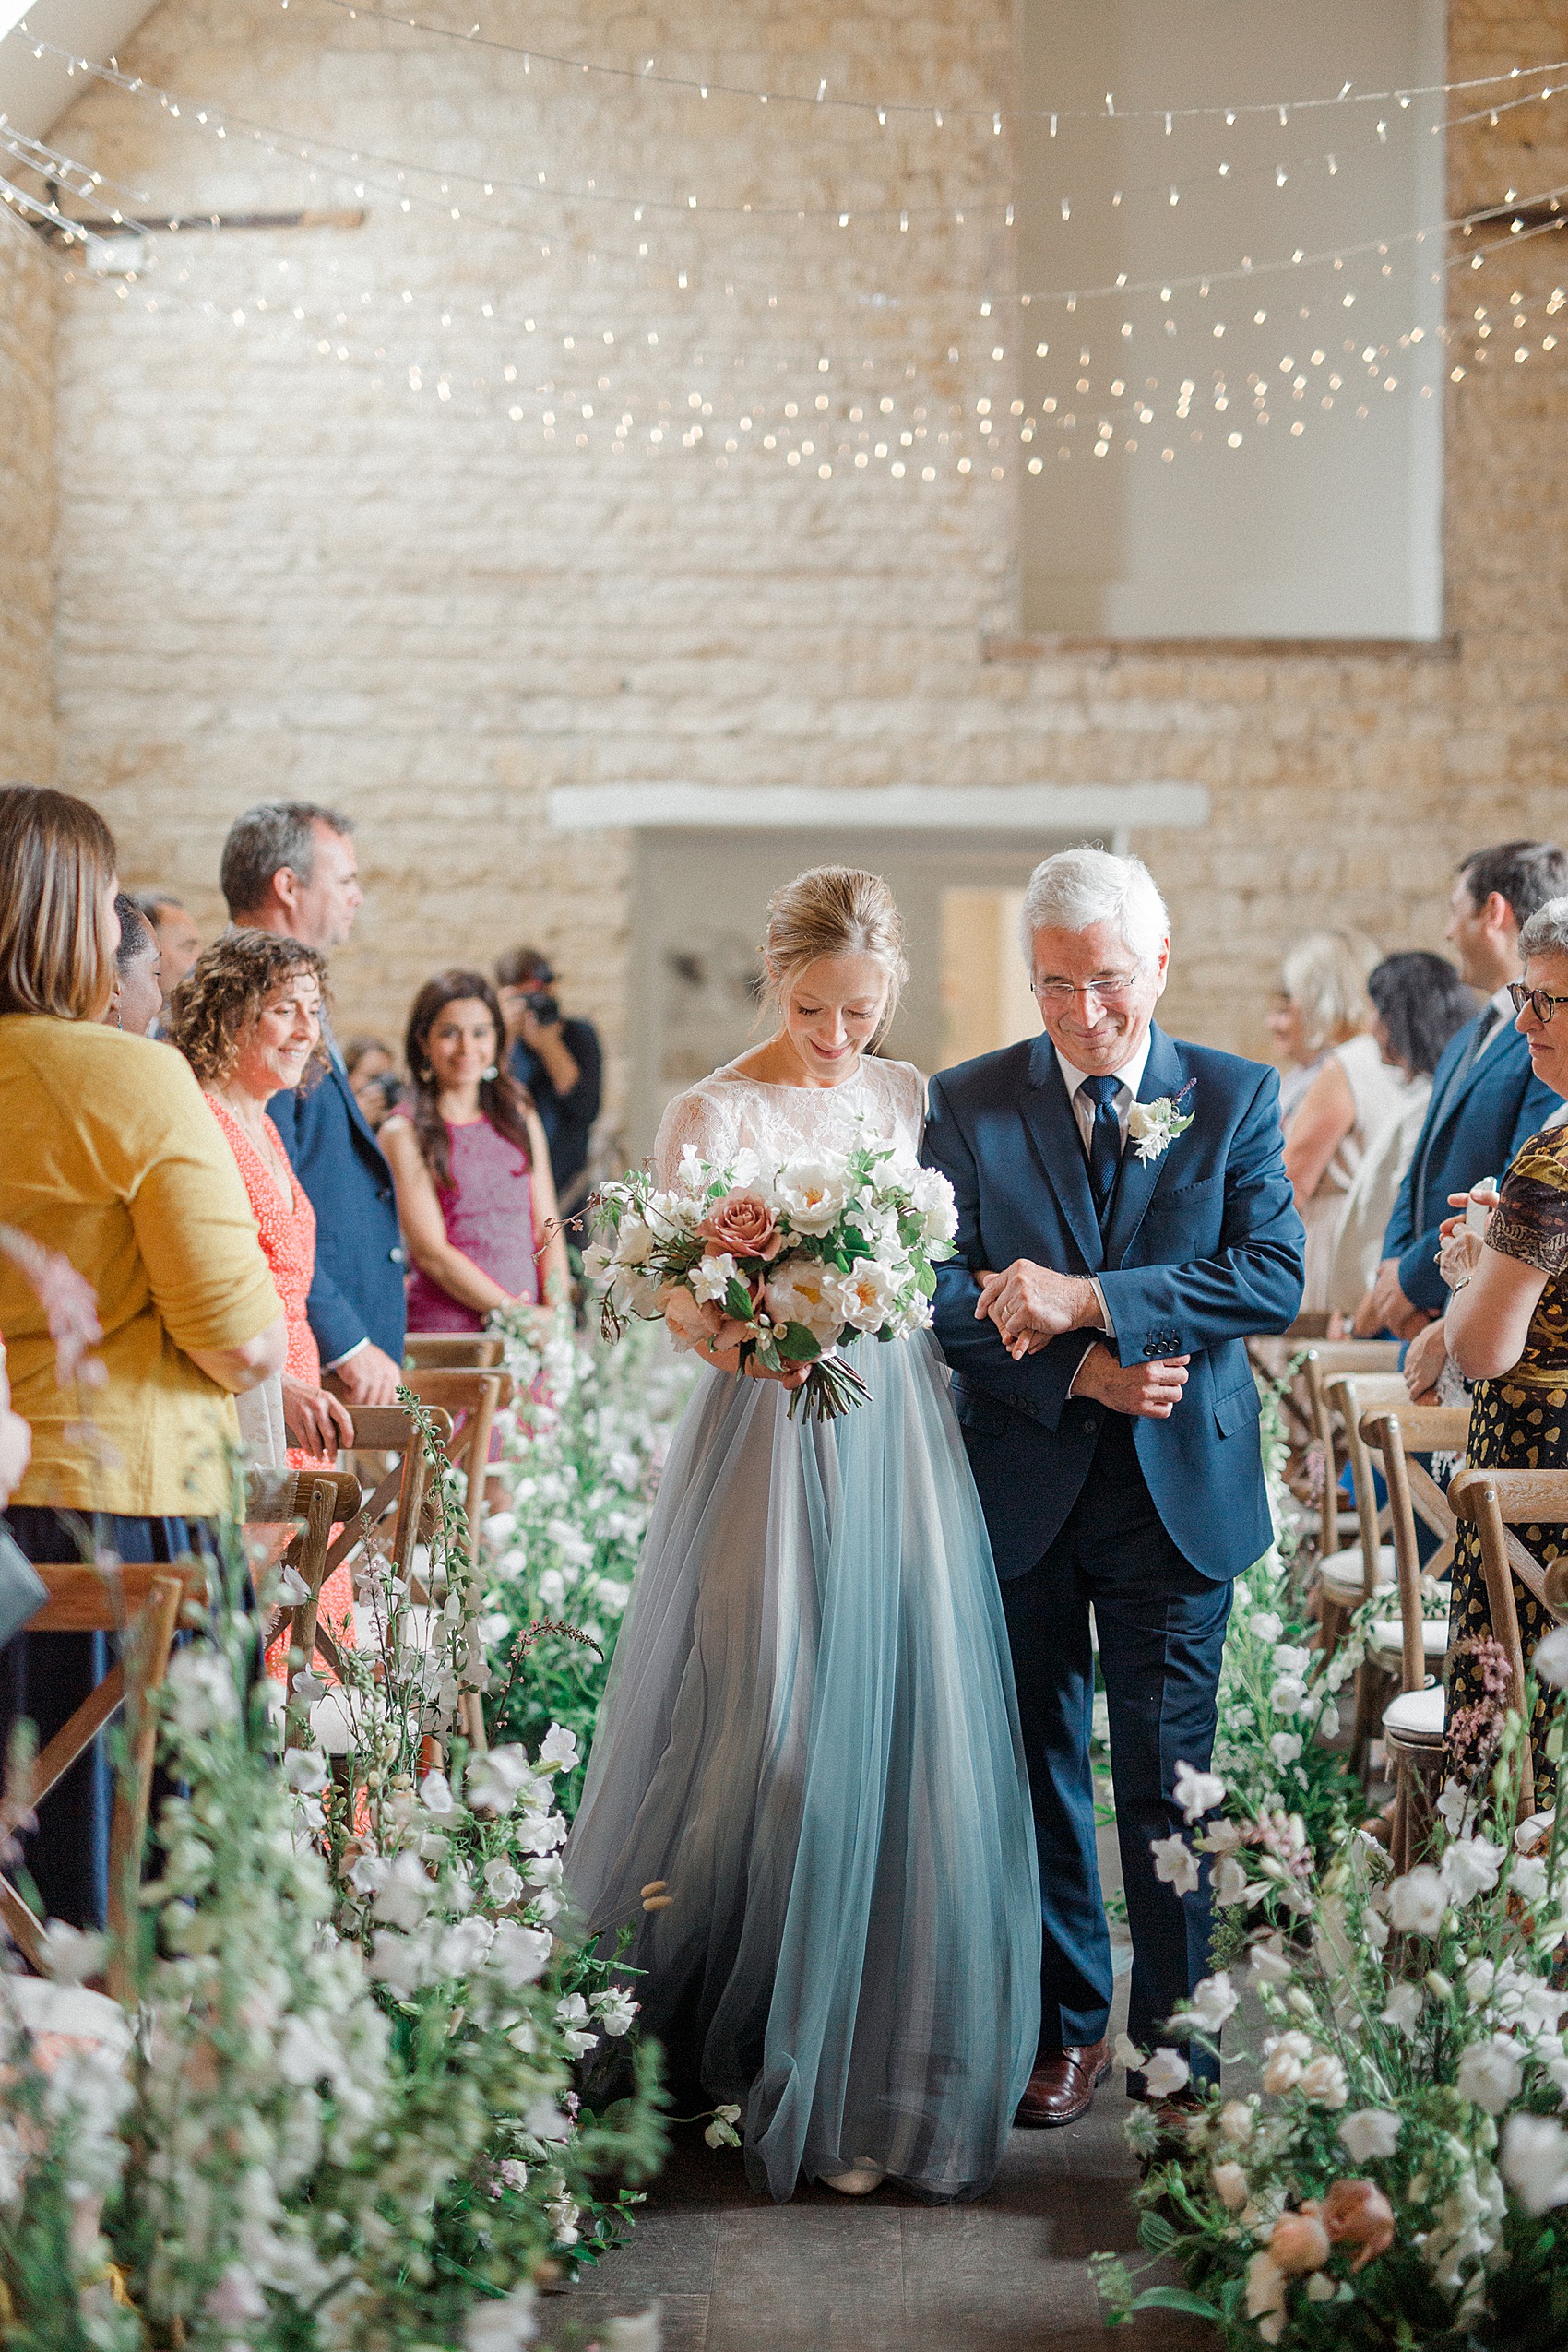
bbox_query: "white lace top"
[653,1058,927,1184]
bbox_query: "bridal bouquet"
[586,1136,959,1419]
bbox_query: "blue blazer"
[1382,1008,1557,1315]
[921,1025,1305,1584]
[268,1061,406,1366]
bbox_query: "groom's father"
[922,849,1304,2126]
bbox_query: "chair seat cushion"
[1383,1683,1446,1744]
[1317,1543,1397,1608]
[1369,1618,1451,1661]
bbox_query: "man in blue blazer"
[221,802,406,1405]
[1370,841,1565,1396]
[922,849,1304,2129]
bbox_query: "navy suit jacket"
[1382,1009,1557,1315]
[268,1060,406,1366]
[921,1025,1305,1585]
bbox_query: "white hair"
[1018,847,1170,969]
[1520,896,1568,963]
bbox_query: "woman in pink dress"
[381,970,570,1334]
[165,932,357,1667]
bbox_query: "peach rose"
[1266,2208,1330,2275]
[662,1286,753,1360]
[696,1190,785,1262]
[1321,2178,1395,2271]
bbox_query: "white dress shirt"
[1052,1028,1155,1376]
[1473,982,1515,1060]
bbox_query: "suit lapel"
[1103,1025,1187,1265]
[1413,1014,1512,1225]
[327,1053,390,1166]
[1019,1035,1103,1272]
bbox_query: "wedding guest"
[1379,840,1565,1389]
[382,970,569,1333]
[1283,943,1407,1314]
[0,784,283,1927]
[105,894,164,1038]
[1436,895,1568,1796]
[495,947,603,1212]
[221,802,405,1406]
[344,1035,401,1129]
[128,889,201,1024]
[1332,954,1475,1324]
[164,932,355,1476]
[1266,930,1378,1129]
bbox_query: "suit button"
[390,1246,405,1265]
[377,1186,393,1203]
[1082,1409,1099,1435]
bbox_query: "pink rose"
[661,1287,754,1360]
[696,1191,784,1263]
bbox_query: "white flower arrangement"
[1125,1081,1197,1164]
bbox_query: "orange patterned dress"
[204,1096,356,1669]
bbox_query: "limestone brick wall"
[33,0,1568,1133]
[0,214,56,783]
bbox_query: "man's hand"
[281,1375,357,1456]
[1369,1256,1432,1343]
[1403,1314,1450,1406]
[975,1260,1101,1360]
[328,1343,403,1409]
[1071,1342,1190,1420]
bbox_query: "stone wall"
[31,0,1568,1129]
[0,212,56,784]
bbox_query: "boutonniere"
[1126,1080,1197,1165]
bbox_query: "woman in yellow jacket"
[0,784,284,1927]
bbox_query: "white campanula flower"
[1260,2031,1313,2094]
[1249,1939,1294,1985]
[348,1852,390,1897]
[1456,2036,1524,2115]
[483,1858,525,1907]
[1182,1972,1239,2035]
[539,1723,580,1774]
[537,1568,567,1610]
[772,1156,850,1236]
[1385,1866,1446,1937]
[283,1748,329,1795]
[1299,2053,1348,2108]
[1245,2251,1287,2343]
[368,1928,434,2000]
[38,1919,107,1987]
[1512,1854,1551,1907]
[1269,1674,1308,1713]
[1149,1832,1200,1896]
[372,1853,436,1931]
[1502,2113,1568,2215]
[593,1576,632,1613]
[1141,2047,1191,2099]
[1172,1759,1226,1823]
[1268,1732,1303,1769]
[165,1643,241,1733]
[1339,2108,1401,2164]
[465,1746,536,1817]
[1381,1982,1425,2036]
[1213,2158,1250,2211]
[1273,1644,1313,1676]
[418,1768,456,1818]
[1441,1835,1504,1906]
[488,1920,552,1990]
[1249,1610,1283,1643]
[522,2093,572,2144]
[1212,1857,1251,1907]
[1532,1623,1568,1688]
[436,1918,494,1977]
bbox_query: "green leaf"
[772,1323,822,1362]
[915,1262,937,1298]
[725,1277,754,1323]
[1126,2288,1224,2320]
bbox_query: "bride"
[565,867,1039,2203]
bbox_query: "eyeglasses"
[1032,972,1142,1007]
[1507,981,1568,1024]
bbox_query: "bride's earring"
[481,1063,499,1082]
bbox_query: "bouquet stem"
[787,1351,872,1421]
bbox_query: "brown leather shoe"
[1015,2038,1112,2128]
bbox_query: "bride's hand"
[689,1334,807,1388]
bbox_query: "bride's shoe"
[823,2160,885,2196]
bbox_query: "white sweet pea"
[1141,2047,1191,2099]
[1150,1833,1200,1896]
[522,2094,572,2144]
[1339,2108,1402,2164]
[614,1214,656,1266]
[1381,1982,1425,2037]
[1436,1777,1474,1836]
[1501,2113,1568,2215]
[1213,2159,1250,2211]
[1440,1835,1504,1906]
[1386,1866,1447,1937]
[1182,1972,1240,2036]
[1172,1760,1226,1823]
[348,1852,390,1897]
[372,1853,436,1931]
[487,1919,553,1989]
[1268,1732,1303,1769]
[283,1748,329,1794]
[1260,2032,1313,2095]
[704,2102,742,2149]
[594,1988,639,2037]
[418,1768,456,1817]
[1456,2036,1524,2115]
[1113,2032,1146,2072]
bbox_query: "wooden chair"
[0,1553,208,1999]
[401,1369,510,1751]
[1311,1361,1404,1646]
[1360,1405,1470,1852]
[244,1467,363,1740]
[1447,1467,1568,1823]
[405,1333,505,1371]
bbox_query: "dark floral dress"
[1448,1126,1568,1799]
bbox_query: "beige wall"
[0,213,57,783]
[18,0,1568,1127]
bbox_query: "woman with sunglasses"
[1438,897,1568,1796]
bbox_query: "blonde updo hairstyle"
[760,866,909,1049]
[1278,929,1380,1054]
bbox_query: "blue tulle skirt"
[565,1333,1040,2202]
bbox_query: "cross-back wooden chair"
[400,1369,511,1751]
[1447,1467,1568,1825]
[1247,1316,1334,1502]
[0,1553,207,2000]
[405,1333,505,1371]
[244,1467,363,1741]
[1357,1405,1470,1829]
[1310,1360,1403,1647]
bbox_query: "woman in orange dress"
[165,932,357,1668]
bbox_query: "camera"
[527,990,561,1028]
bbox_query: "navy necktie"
[1079,1075,1124,1224]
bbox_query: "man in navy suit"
[921,849,1304,2128]
[221,802,405,1404]
[1368,841,1565,1399]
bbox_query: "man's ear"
[1484,890,1515,939]
[1152,936,1171,997]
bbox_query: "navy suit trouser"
[1002,1409,1231,2080]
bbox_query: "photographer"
[494,946,602,1210]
